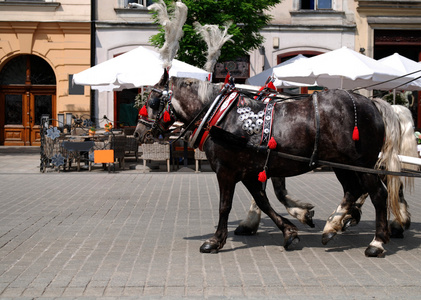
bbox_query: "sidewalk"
[0,146,208,174]
[0,147,421,299]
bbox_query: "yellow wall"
[0,21,91,117]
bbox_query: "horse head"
[135,72,221,144]
[134,69,175,144]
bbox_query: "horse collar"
[190,88,239,150]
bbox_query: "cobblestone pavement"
[0,147,421,299]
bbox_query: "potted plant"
[134,89,150,109]
[89,126,96,136]
[104,122,113,132]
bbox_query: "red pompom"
[267,81,276,91]
[258,170,267,182]
[163,110,171,123]
[268,137,277,150]
[139,105,148,117]
[352,126,359,141]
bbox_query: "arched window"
[0,55,56,85]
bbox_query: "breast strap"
[193,91,239,151]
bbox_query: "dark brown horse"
[135,73,411,257]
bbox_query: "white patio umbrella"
[273,47,404,90]
[73,46,211,92]
[246,54,312,87]
[377,53,421,91]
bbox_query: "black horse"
[135,73,412,257]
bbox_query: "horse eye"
[149,97,160,110]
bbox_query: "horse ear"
[158,68,169,87]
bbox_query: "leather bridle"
[138,86,178,141]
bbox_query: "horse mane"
[171,77,223,104]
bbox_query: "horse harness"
[138,83,421,179]
[139,80,322,165]
[189,85,302,151]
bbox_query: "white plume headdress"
[194,21,234,73]
[149,0,188,69]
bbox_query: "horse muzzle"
[143,130,156,144]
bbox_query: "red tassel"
[224,72,230,84]
[268,137,277,150]
[267,81,276,91]
[258,170,267,182]
[139,105,148,117]
[163,110,171,123]
[352,126,359,141]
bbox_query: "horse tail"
[372,98,403,225]
[392,105,419,191]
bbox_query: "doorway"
[0,55,56,146]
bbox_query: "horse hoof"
[305,210,315,228]
[365,245,385,257]
[284,232,300,250]
[200,241,220,253]
[234,225,257,236]
[322,232,336,245]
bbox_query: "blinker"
[149,96,161,110]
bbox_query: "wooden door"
[1,87,55,146]
[29,88,55,146]
[0,55,56,146]
[1,89,26,145]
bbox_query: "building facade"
[93,0,156,130]
[249,0,357,77]
[0,0,91,146]
[1,0,420,146]
[355,0,421,127]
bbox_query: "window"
[4,0,51,2]
[0,55,56,85]
[125,0,153,8]
[301,0,332,10]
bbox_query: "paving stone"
[0,148,421,299]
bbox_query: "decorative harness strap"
[190,90,240,151]
[260,100,276,146]
[189,86,229,149]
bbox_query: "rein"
[168,101,212,145]
[208,126,421,178]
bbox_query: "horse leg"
[242,178,300,250]
[234,177,315,235]
[390,180,411,238]
[322,169,365,245]
[341,193,368,231]
[359,173,390,257]
[332,179,409,238]
[234,198,261,236]
[271,177,315,228]
[200,169,236,253]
